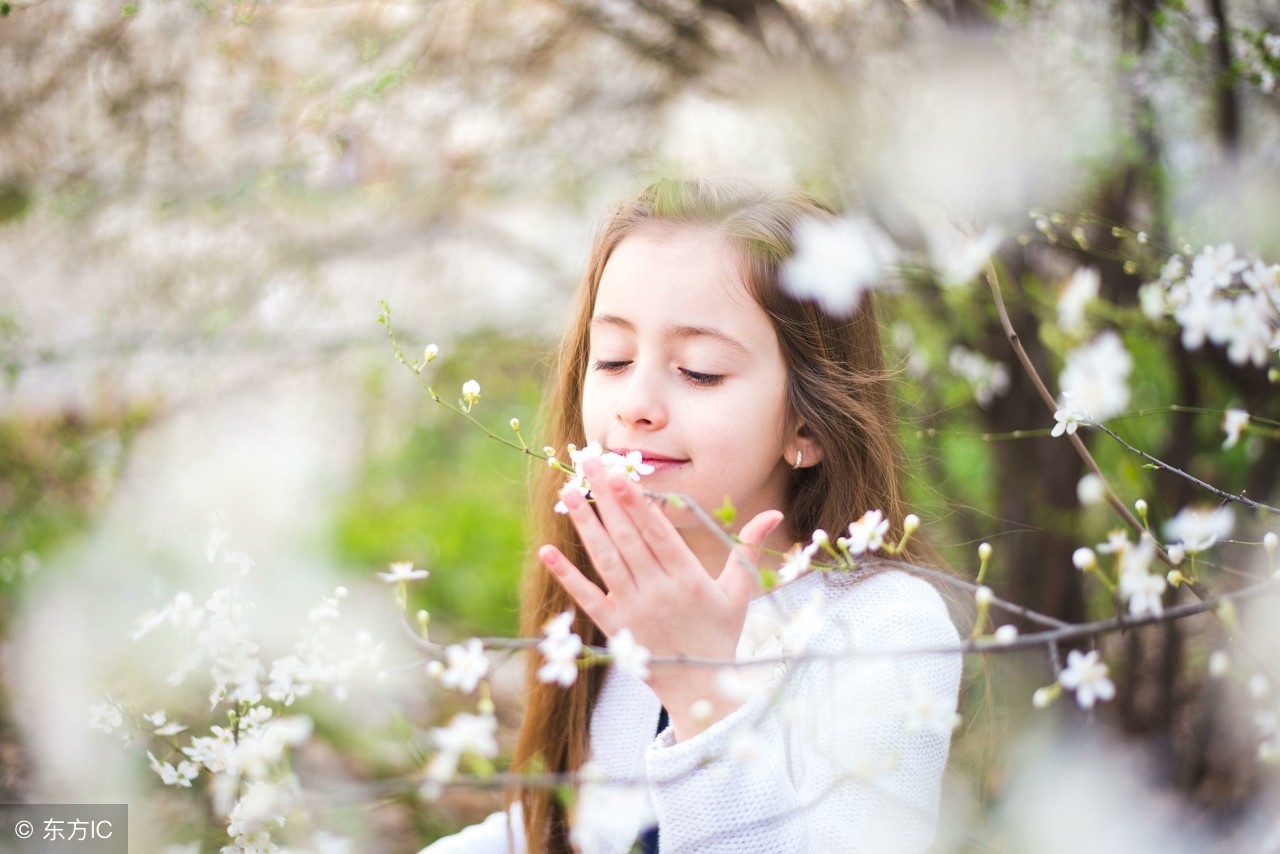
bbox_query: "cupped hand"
[538,456,784,740]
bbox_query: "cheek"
[580,377,609,440]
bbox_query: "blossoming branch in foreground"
[537,610,584,687]
[1051,330,1133,436]
[781,214,898,317]
[551,441,655,514]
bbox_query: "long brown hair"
[508,177,928,852]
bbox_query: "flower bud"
[1167,545,1185,566]
[1076,474,1104,506]
[426,660,444,678]
[811,529,829,546]
[978,542,992,561]
[975,586,993,606]
[509,418,521,431]
[1134,498,1148,515]
[994,624,1018,645]
[903,514,920,535]
[542,446,556,457]
[1072,547,1097,571]
[1166,569,1189,588]
[690,699,714,725]
[424,344,439,363]
[1032,685,1059,709]
[1208,650,1230,678]
[1265,532,1278,555]
[461,380,481,406]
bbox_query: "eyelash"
[591,360,725,388]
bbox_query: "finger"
[560,483,637,593]
[539,544,616,631]
[720,510,785,604]
[583,459,668,580]
[609,468,701,581]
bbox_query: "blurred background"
[2,0,1279,850]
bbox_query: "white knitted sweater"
[421,568,961,854]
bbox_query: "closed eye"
[680,369,724,387]
[591,360,724,387]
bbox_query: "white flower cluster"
[118,522,374,852]
[421,710,499,800]
[552,441,654,514]
[536,611,584,687]
[948,346,1011,408]
[1107,534,1166,618]
[1052,330,1133,435]
[778,511,905,585]
[1139,243,1280,369]
[1236,29,1280,95]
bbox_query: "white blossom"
[778,540,820,583]
[89,698,124,734]
[607,629,652,681]
[422,711,499,797]
[148,750,200,787]
[1052,400,1088,437]
[461,379,481,407]
[902,675,962,737]
[1163,506,1234,553]
[1058,267,1099,336]
[1118,537,1165,617]
[439,638,491,694]
[554,440,654,513]
[570,765,651,854]
[1222,409,1250,449]
[923,222,1003,288]
[781,215,897,316]
[537,611,583,687]
[948,346,1010,408]
[1058,649,1115,709]
[1057,331,1132,423]
[845,510,891,556]
[378,561,428,583]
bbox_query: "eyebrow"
[590,314,752,356]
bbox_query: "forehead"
[593,228,769,336]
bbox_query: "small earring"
[793,449,803,470]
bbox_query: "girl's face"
[581,227,795,541]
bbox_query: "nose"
[614,362,668,430]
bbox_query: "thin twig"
[1093,422,1280,515]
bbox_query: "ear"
[788,423,824,469]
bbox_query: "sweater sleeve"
[644,573,961,854]
[417,802,525,854]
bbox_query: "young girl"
[423,178,961,853]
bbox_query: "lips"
[611,448,689,471]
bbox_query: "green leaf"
[712,496,736,527]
